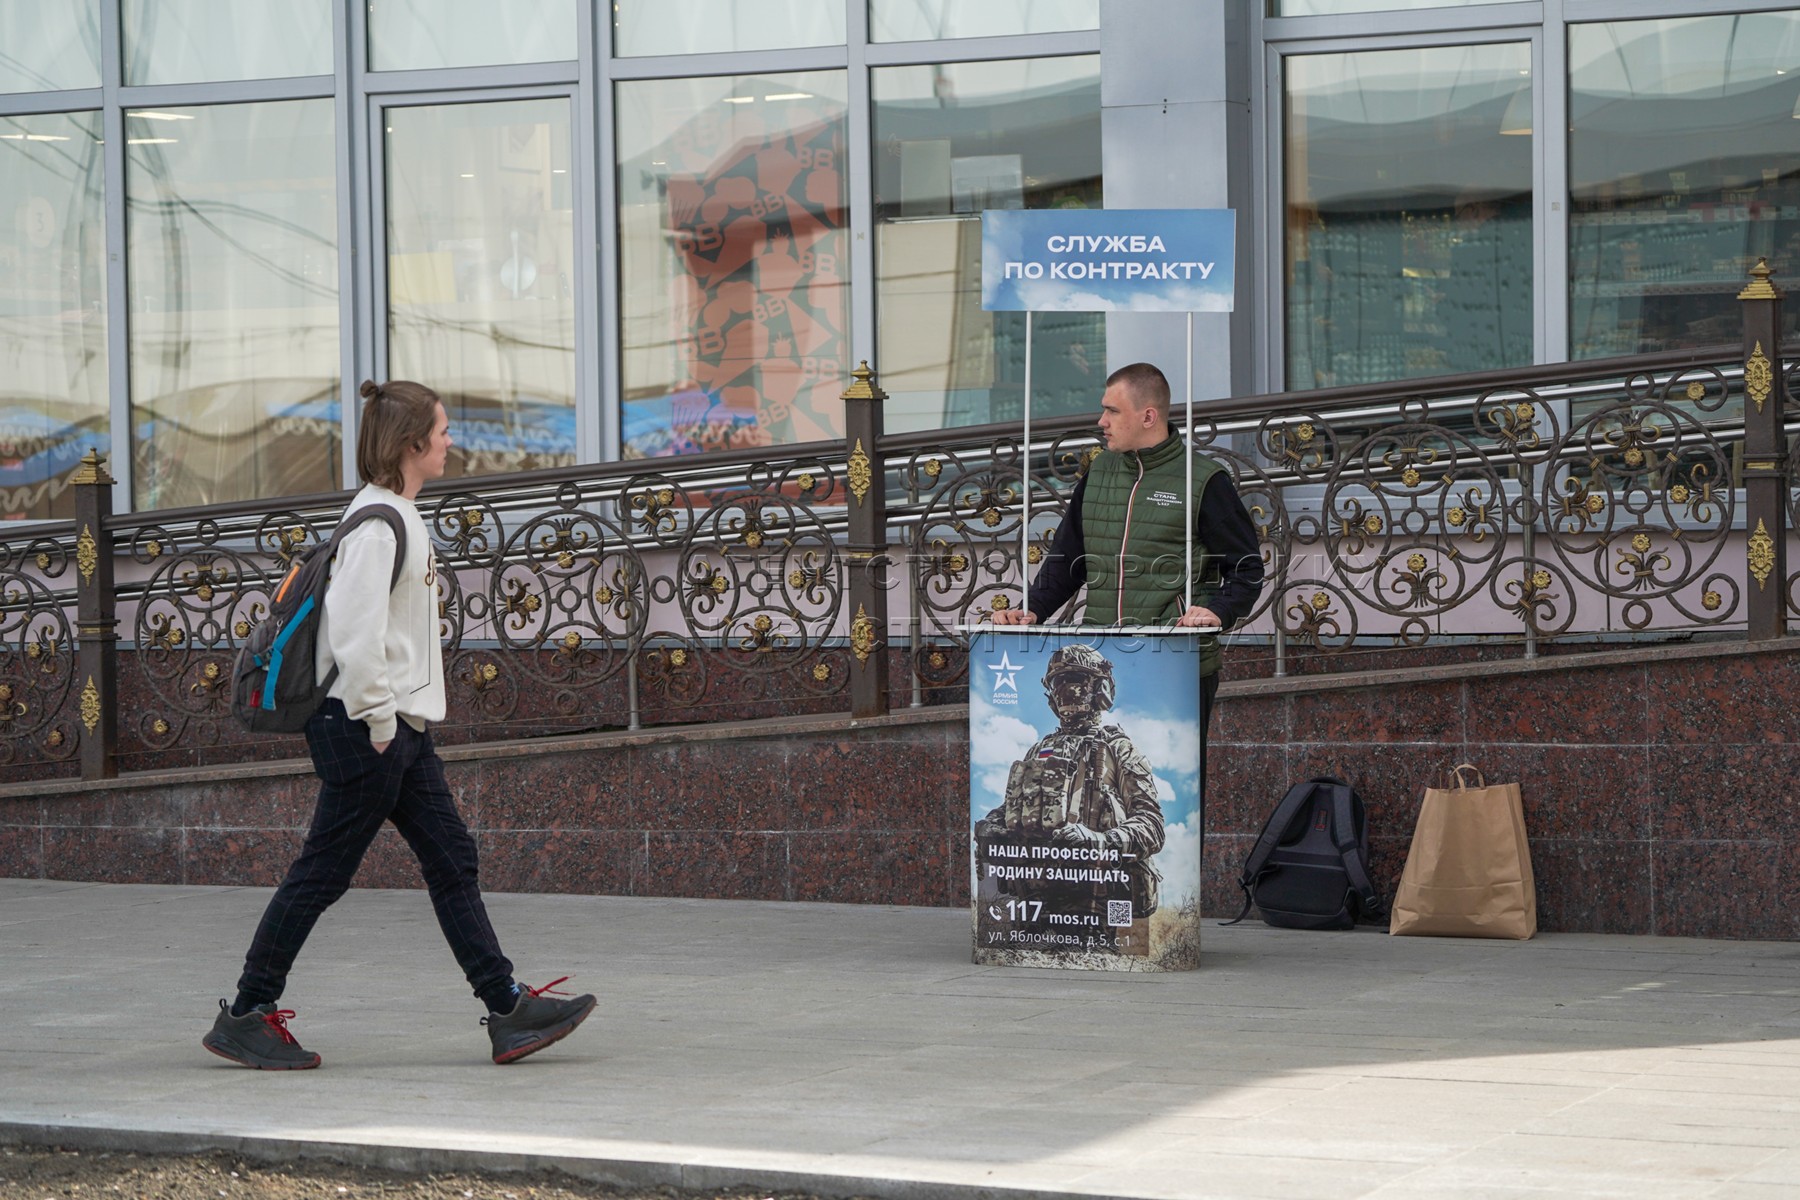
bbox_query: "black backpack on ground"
[230,505,408,734]
[1224,776,1383,931]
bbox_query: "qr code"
[1106,900,1134,927]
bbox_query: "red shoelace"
[261,1009,301,1045]
[525,977,571,998]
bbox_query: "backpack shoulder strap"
[329,504,410,592]
[1327,781,1383,919]
[1234,778,1321,889]
[1223,781,1324,926]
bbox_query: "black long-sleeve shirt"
[1025,470,1265,628]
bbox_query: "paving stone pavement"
[4,878,1800,1199]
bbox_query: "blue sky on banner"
[981,209,1235,313]
[967,632,1203,832]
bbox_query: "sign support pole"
[1021,311,1033,602]
[1184,310,1194,612]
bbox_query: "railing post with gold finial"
[71,448,120,779]
[842,362,890,718]
[1739,259,1787,641]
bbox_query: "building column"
[1100,0,1254,403]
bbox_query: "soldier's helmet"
[1042,643,1115,720]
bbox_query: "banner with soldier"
[967,627,1206,971]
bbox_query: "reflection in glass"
[0,0,101,93]
[873,57,1102,432]
[0,112,106,521]
[1285,45,1532,389]
[617,74,849,458]
[127,101,339,510]
[369,0,574,71]
[385,100,576,478]
[124,0,331,85]
[1569,13,1800,359]
[615,1,841,57]
[1275,0,1519,14]
[870,0,1096,42]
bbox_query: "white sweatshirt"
[315,484,445,744]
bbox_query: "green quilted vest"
[1080,433,1227,677]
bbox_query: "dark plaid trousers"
[235,698,514,1006]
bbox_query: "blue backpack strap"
[1221,778,1325,926]
[1327,780,1383,920]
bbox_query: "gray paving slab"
[4,879,1800,1199]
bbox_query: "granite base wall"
[0,712,966,908]
[1208,640,1800,940]
[5,640,1800,939]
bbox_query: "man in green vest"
[991,361,1264,840]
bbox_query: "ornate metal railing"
[1,262,1794,781]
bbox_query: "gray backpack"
[230,505,407,733]
[1225,776,1382,930]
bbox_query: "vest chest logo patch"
[1148,490,1181,507]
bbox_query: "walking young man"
[203,379,595,1070]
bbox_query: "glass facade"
[127,100,340,510]
[6,1,1797,519]
[1569,11,1800,358]
[1285,44,1533,389]
[871,55,1102,431]
[123,0,333,85]
[869,1,1098,42]
[0,1,101,94]
[368,0,576,71]
[1274,0,1522,14]
[614,1,844,57]
[616,73,850,457]
[384,99,577,477]
[0,111,107,521]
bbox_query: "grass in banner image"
[967,630,1203,972]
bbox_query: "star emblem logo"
[987,651,1022,694]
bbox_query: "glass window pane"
[124,0,332,85]
[384,99,576,477]
[128,101,340,510]
[614,1,842,57]
[1275,0,1522,14]
[0,112,106,521]
[617,73,849,457]
[872,56,1102,433]
[1569,12,1800,359]
[871,0,1096,43]
[1284,44,1533,389]
[369,0,575,71]
[0,0,100,93]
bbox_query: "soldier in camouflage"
[975,644,1164,915]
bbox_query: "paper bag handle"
[1449,762,1485,790]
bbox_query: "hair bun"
[358,379,381,401]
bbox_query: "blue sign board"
[981,209,1235,313]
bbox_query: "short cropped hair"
[1104,362,1171,420]
[355,379,441,491]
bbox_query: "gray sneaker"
[482,977,596,1064]
[202,999,322,1070]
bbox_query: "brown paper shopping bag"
[1389,763,1536,939]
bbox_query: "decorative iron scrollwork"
[76,526,97,583]
[851,604,877,665]
[1750,519,1776,590]
[1746,342,1773,413]
[848,439,872,505]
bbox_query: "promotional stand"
[966,208,1236,972]
[963,624,1212,971]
